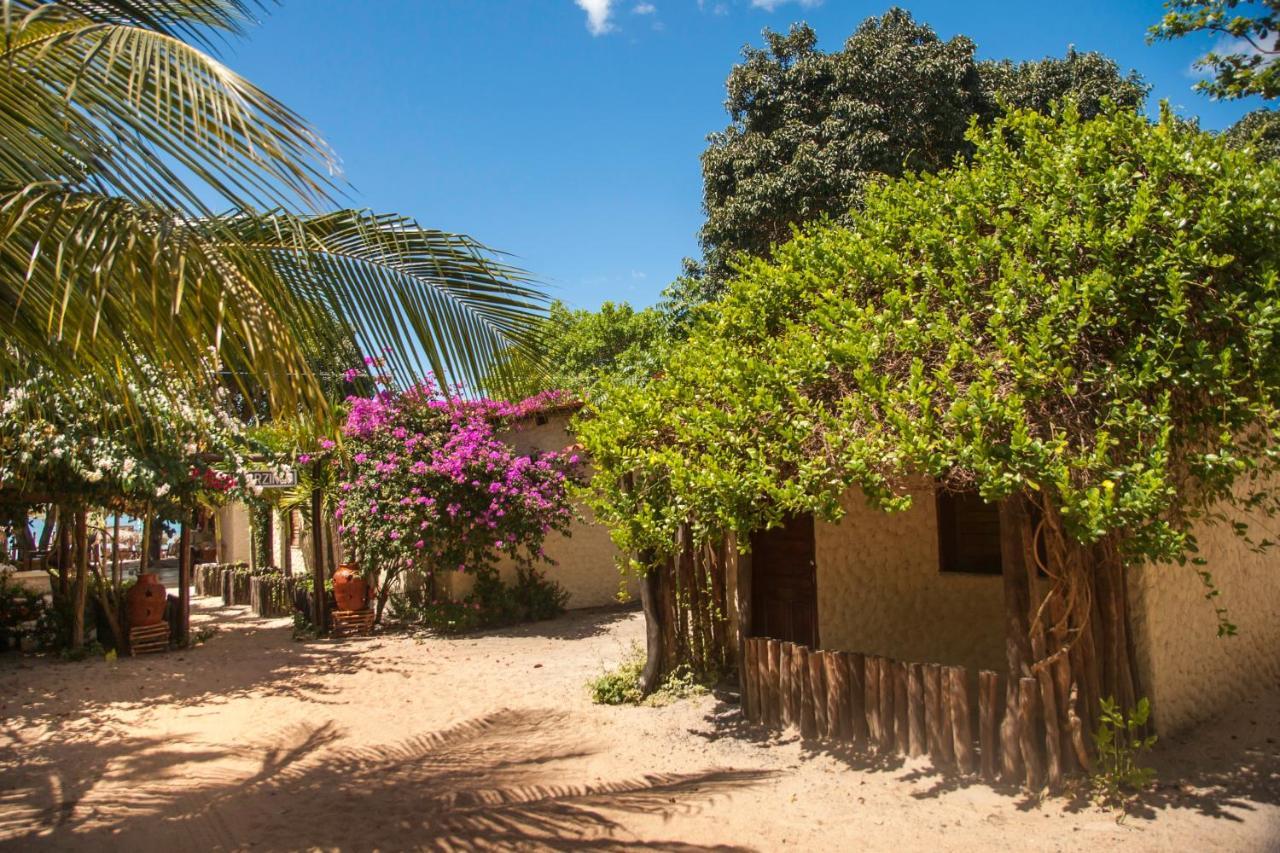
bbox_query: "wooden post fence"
[740,637,1057,785]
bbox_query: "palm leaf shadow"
[4,708,773,851]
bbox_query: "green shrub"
[1092,696,1158,806]
[588,644,711,706]
[589,645,646,705]
[392,567,568,635]
[0,570,47,649]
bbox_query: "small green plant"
[59,640,106,662]
[1092,696,1158,806]
[588,644,712,707]
[652,662,710,704]
[291,610,320,641]
[589,644,647,705]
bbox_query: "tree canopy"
[1224,107,1280,157]
[693,9,1149,294]
[580,106,1280,573]
[483,300,669,400]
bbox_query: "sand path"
[0,598,1276,851]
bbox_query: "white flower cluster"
[0,364,262,503]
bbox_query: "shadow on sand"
[696,685,1280,822]
[0,707,770,851]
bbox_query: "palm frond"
[225,209,548,398]
[2,1,338,213]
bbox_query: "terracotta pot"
[332,563,369,612]
[126,573,167,627]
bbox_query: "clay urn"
[332,563,368,612]
[126,572,167,627]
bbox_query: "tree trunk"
[178,508,193,645]
[56,510,71,600]
[734,542,753,703]
[374,564,398,624]
[139,509,152,575]
[71,508,88,650]
[325,516,338,574]
[91,559,124,650]
[310,488,327,631]
[37,505,55,553]
[998,495,1033,784]
[111,514,122,592]
[639,559,664,695]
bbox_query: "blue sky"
[222,1,1269,310]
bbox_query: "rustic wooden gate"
[749,514,818,648]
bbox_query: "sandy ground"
[0,598,1277,852]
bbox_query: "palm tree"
[1,0,547,422]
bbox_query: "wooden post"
[865,656,882,749]
[949,666,975,774]
[940,674,955,765]
[791,644,807,733]
[310,487,326,631]
[908,663,926,757]
[925,662,943,759]
[780,642,795,728]
[878,656,895,753]
[660,557,678,672]
[741,638,757,720]
[808,650,828,738]
[894,661,910,755]
[747,635,757,722]
[767,639,782,728]
[825,651,849,740]
[1019,677,1044,791]
[798,646,817,738]
[979,670,999,782]
[734,545,752,703]
[848,652,868,748]
[178,507,193,645]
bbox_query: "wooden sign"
[246,469,297,489]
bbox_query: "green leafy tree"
[977,47,1148,119]
[1151,0,1280,99]
[693,9,1148,297]
[1224,107,1280,156]
[484,300,669,399]
[2,1,547,425]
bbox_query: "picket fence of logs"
[193,562,297,618]
[743,636,1051,786]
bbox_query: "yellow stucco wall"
[440,411,633,610]
[1128,498,1280,735]
[216,504,251,564]
[814,484,1007,675]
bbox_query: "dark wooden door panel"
[750,514,818,648]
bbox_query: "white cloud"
[633,2,656,14]
[575,0,615,36]
[750,0,822,10]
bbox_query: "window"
[936,491,1003,575]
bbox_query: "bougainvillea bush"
[335,380,579,626]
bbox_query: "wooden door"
[749,514,818,648]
